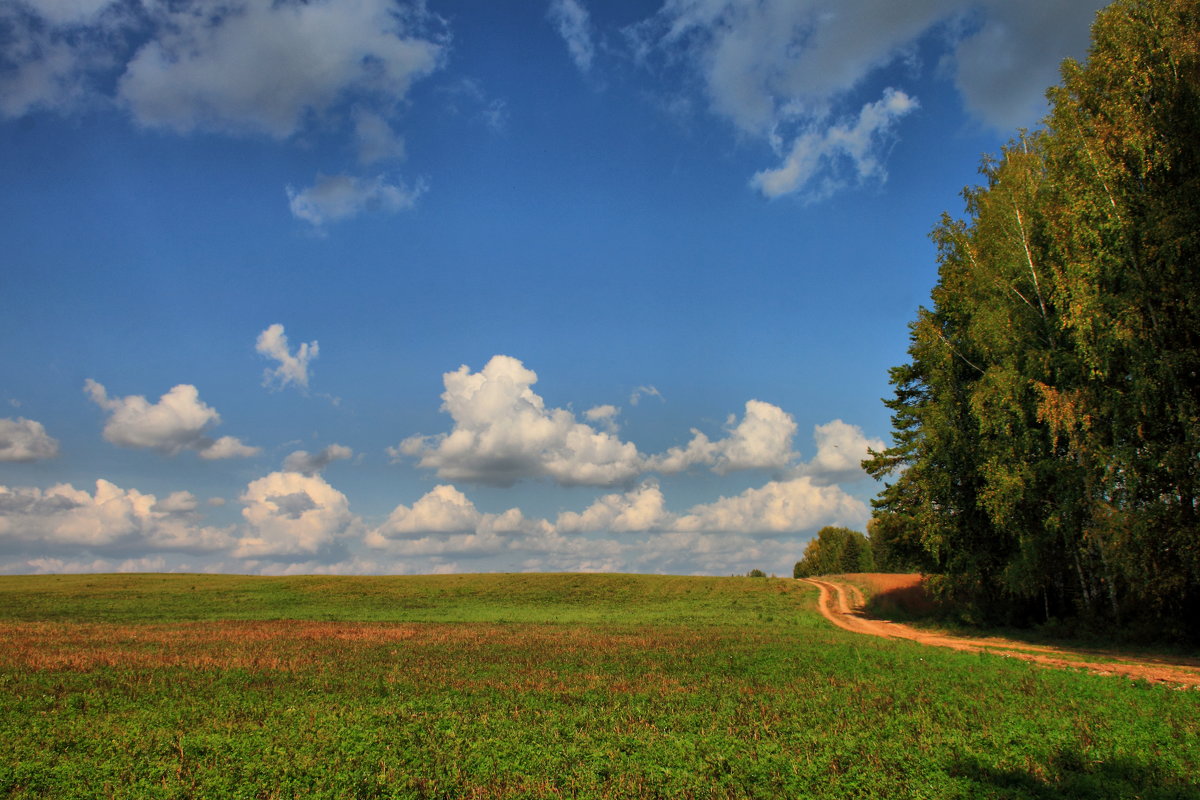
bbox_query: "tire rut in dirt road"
[800,577,1200,689]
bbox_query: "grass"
[1,573,1197,799]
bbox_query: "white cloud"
[801,419,886,484]
[0,417,60,462]
[198,436,262,460]
[235,471,360,559]
[674,476,869,534]
[373,484,482,535]
[367,484,551,558]
[395,355,645,487]
[648,399,797,474]
[625,530,804,576]
[0,480,234,553]
[629,385,663,406]
[634,0,1101,196]
[0,555,171,575]
[283,444,354,475]
[152,490,198,514]
[548,0,596,74]
[584,404,619,433]
[256,323,318,391]
[117,0,445,138]
[555,481,670,533]
[84,379,259,459]
[287,173,426,226]
[751,88,918,199]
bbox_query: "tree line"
[863,0,1199,639]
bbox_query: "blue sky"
[1,0,1106,576]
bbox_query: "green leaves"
[871,0,1200,637]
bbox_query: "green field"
[1,574,1196,799]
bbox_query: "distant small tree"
[794,527,875,577]
[746,568,767,578]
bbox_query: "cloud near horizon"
[235,471,360,560]
[0,480,234,554]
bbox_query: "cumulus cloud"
[369,484,547,540]
[84,380,259,459]
[0,480,234,553]
[256,323,318,391]
[548,0,596,74]
[198,436,262,460]
[584,404,619,433]
[555,481,670,533]
[286,173,426,226]
[395,355,645,487]
[366,484,552,560]
[800,419,886,484]
[282,444,354,475]
[0,417,60,462]
[235,471,360,560]
[648,399,797,475]
[152,490,199,514]
[674,476,869,534]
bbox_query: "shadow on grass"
[852,576,1200,664]
[862,583,936,621]
[949,748,1200,800]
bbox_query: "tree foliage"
[794,527,875,578]
[866,0,1199,638]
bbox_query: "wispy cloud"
[627,0,1105,197]
[287,173,426,227]
[548,0,596,74]
[751,89,918,200]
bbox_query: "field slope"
[1,573,1197,799]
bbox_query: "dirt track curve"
[802,577,1200,689]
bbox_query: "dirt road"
[802,576,1200,688]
